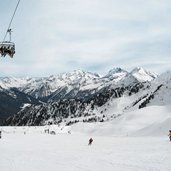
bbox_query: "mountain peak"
[131,67,145,74]
[104,68,128,82]
[108,67,127,75]
[130,67,158,82]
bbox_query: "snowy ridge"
[0,77,33,89]
[4,67,171,127]
[0,67,158,100]
[130,67,157,82]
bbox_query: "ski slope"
[71,105,171,137]
[0,126,171,171]
[1,105,171,171]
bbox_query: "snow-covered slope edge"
[70,105,171,136]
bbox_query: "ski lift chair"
[0,41,15,58]
[0,0,21,58]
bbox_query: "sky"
[0,0,171,77]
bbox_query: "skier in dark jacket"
[88,138,93,145]
[0,130,1,139]
[168,130,171,141]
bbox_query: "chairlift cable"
[0,0,20,58]
[2,0,21,42]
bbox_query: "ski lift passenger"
[0,42,15,58]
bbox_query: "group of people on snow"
[0,129,171,143]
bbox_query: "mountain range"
[1,67,170,126]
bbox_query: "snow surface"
[1,105,171,171]
[0,127,171,171]
[71,105,171,136]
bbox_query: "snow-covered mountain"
[0,67,157,101]
[3,67,163,126]
[0,77,34,89]
[0,86,40,124]
[130,67,157,82]
[104,67,128,81]
[134,70,171,108]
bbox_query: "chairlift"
[0,41,15,58]
[0,29,15,58]
[0,0,20,58]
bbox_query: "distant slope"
[71,105,171,136]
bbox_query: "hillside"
[0,87,40,124]
[2,67,162,126]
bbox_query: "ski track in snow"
[0,128,171,171]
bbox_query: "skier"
[88,138,93,145]
[0,130,1,139]
[168,130,171,141]
[44,128,49,134]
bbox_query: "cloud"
[0,0,171,76]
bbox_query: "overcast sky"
[0,0,171,77]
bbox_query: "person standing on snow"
[88,138,93,145]
[0,130,1,139]
[168,130,171,141]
